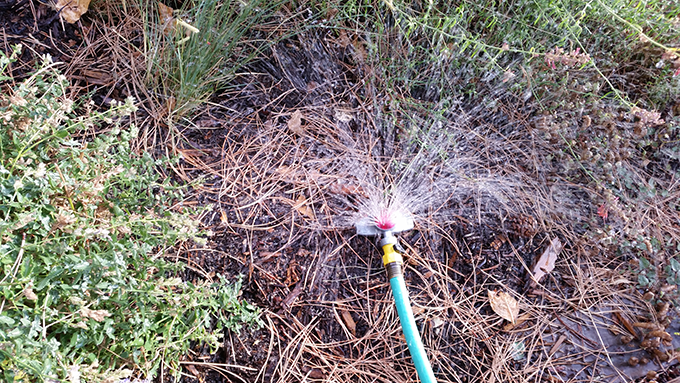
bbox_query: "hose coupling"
[385,261,403,279]
[381,231,404,279]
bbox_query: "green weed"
[637,256,658,288]
[0,47,261,382]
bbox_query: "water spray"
[355,206,438,383]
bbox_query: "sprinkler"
[355,211,438,383]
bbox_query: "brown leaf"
[488,290,519,324]
[328,181,367,198]
[614,311,638,339]
[80,307,112,322]
[296,248,311,256]
[308,368,326,379]
[72,321,88,330]
[185,364,200,377]
[502,313,531,331]
[79,69,113,85]
[501,70,515,83]
[532,237,562,283]
[282,283,302,307]
[633,321,661,330]
[293,196,314,219]
[158,2,176,35]
[548,334,567,356]
[661,50,678,61]
[340,309,356,336]
[631,106,665,126]
[334,108,354,123]
[337,30,351,48]
[288,110,304,134]
[490,234,508,250]
[55,0,91,23]
[648,330,672,342]
[23,284,38,301]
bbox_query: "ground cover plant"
[0,47,260,381]
[1,0,680,381]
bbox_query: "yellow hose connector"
[382,243,403,266]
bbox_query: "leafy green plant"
[665,257,680,286]
[637,256,658,289]
[0,46,261,382]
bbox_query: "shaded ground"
[4,2,680,383]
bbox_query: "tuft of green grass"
[0,46,261,382]
[140,0,283,118]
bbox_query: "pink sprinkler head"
[375,210,396,231]
[355,205,414,237]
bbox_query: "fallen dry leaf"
[158,2,176,34]
[72,321,88,330]
[488,290,519,324]
[613,311,638,339]
[633,321,661,330]
[55,0,91,23]
[502,312,531,331]
[597,202,609,220]
[328,181,367,198]
[340,309,356,336]
[288,110,304,134]
[631,106,665,126]
[501,70,515,83]
[78,69,113,86]
[185,364,200,377]
[80,307,112,322]
[648,330,672,342]
[548,334,567,356]
[532,237,562,283]
[293,196,314,219]
[337,30,351,48]
[157,2,199,39]
[334,108,354,123]
[23,284,38,301]
[307,368,326,379]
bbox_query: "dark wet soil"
[1,2,81,74]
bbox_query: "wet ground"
[4,2,680,383]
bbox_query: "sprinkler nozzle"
[375,210,396,230]
[355,210,414,237]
